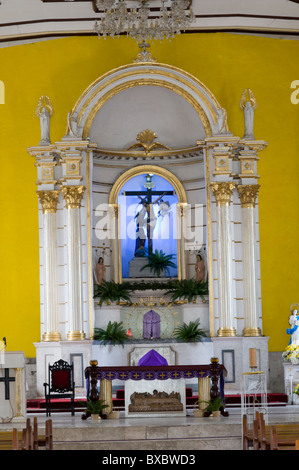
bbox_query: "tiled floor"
[3,405,299,430]
[2,406,299,450]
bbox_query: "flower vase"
[193,409,204,417]
[91,413,101,421]
[290,358,299,364]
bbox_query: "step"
[51,421,242,451]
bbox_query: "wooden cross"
[124,174,174,253]
[0,368,15,400]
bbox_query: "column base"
[217,327,237,337]
[243,327,262,337]
[42,332,61,342]
[67,330,86,341]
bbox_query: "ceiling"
[1,0,299,45]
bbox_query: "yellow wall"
[0,33,298,356]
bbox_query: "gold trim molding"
[237,184,260,208]
[217,327,237,337]
[243,327,262,337]
[82,78,213,140]
[109,165,187,205]
[67,330,86,341]
[126,129,170,155]
[37,190,60,214]
[210,182,235,206]
[42,331,62,342]
[61,185,85,209]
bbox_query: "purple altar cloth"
[138,349,168,367]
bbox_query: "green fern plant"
[140,249,177,277]
[94,280,132,306]
[165,278,208,303]
[174,318,207,342]
[93,321,129,347]
[84,398,109,415]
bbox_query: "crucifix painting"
[125,173,174,256]
[118,173,178,279]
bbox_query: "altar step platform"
[26,390,288,414]
[6,405,299,451]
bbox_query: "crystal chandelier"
[94,0,195,43]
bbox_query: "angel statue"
[215,107,228,135]
[287,303,299,346]
[239,88,257,140]
[35,95,53,145]
[65,110,81,139]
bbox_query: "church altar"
[84,359,227,418]
[27,54,269,402]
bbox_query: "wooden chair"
[33,417,53,450]
[0,430,21,450]
[243,411,260,450]
[21,418,33,450]
[242,414,253,450]
[269,425,299,450]
[12,428,19,450]
[43,359,75,416]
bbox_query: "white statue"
[35,95,53,145]
[240,88,257,139]
[287,304,299,346]
[215,107,228,134]
[66,110,81,138]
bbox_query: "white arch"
[71,62,227,139]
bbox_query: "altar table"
[83,359,227,417]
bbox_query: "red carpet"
[27,389,288,413]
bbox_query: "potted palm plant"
[173,318,207,343]
[140,249,176,277]
[94,280,132,306]
[93,321,130,347]
[84,398,109,421]
[199,396,225,417]
[165,278,208,303]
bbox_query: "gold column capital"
[210,181,235,206]
[237,184,260,208]
[61,185,85,209]
[37,190,60,214]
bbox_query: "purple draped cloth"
[143,310,161,339]
[138,349,168,366]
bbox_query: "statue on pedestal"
[96,257,106,285]
[195,253,205,282]
[240,88,257,140]
[35,95,53,145]
[287,304,299,346]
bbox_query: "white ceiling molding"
[1,0,299,44]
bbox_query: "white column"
[62,185,86,341]
[37,190,61,341]
[237,184,261,336]
[177,203,187,280]
[211,182,236,337]
[109,203,119,282]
